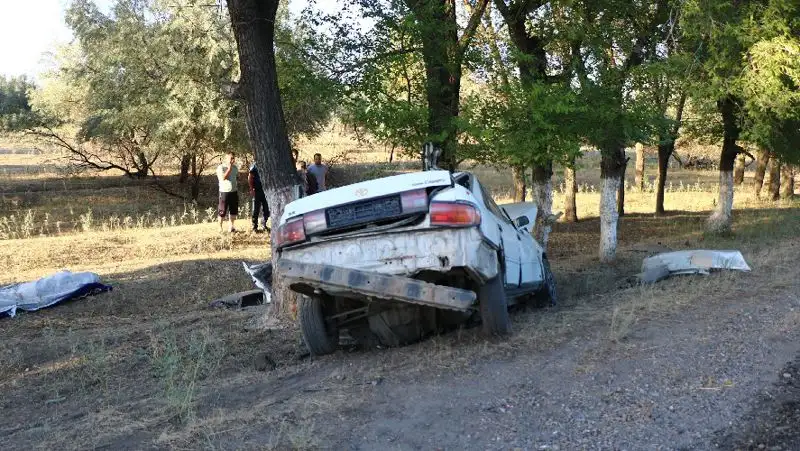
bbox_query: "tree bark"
[190,154,200,201]
[511,165,526,202]
[228,0,302,316]
[767,158,781,201]
[733,153,746,185]
[600,142,626,263]
[707,97,740,234]
[655,141,673,215]
[655,92,686,216]
[617,157,629,217]
[634,142,645,191]
[753,149,770,198]
[563,158,578,222]
[781,165,795,199]
[135,150,149,178]
[179,154,192,183]
[531,162,553,250]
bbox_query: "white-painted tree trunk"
[266,184,302,318]
[532,179,553,251]
[707,170,734,234]
[599,176,620,263]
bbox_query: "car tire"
[478,269,512,336]
[298,294,338,356]
[532,255,557,308]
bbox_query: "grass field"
[1,131,799,448]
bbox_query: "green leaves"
[459,81,584,167]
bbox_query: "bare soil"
[2,209,800,450]
[2,147,800,450]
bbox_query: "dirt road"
[196,266,800,450]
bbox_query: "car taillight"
[303,209,327,234]
[401,188,429,213]
[276,217,306,248]
[429,202,481,226]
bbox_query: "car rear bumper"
[278,226,500,282]
[277,259,477,312]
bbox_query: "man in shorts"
[216,151,240,233]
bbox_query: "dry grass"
[1,134,799,448]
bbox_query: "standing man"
[216,151,239,233]
[248,162,270,233]
[297,160,319,196]
[307,153,329,192]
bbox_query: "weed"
[148,324,225,423]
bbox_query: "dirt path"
[143,243,798,450]
[215,282,798,450]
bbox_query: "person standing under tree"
[248,162,270,233]
[307,153,329,192]
[297,160,318,196]
[216,151,240,233]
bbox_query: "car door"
[516,226,543,286]
[476,182,521,288]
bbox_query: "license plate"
[326,196,402,229]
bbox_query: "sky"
[0,0,337,80]
[0,0,114,80]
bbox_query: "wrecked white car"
[275,169,556,355]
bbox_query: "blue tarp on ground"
[0,271,112,318]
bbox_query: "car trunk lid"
[280,170,453,224]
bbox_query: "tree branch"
[458,0,490,57]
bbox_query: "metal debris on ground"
[242,261,272,303]
[638,250,752,284]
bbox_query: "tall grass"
[0,201,256,239]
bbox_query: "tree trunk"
[135,150,149,178]
[634,142,645,191]
[407,0,482,172]
[767,158,781,201]
[563,158,578,222]
[179,154,192,183]
[617,157,628,217]
[655,91,686,216]
[600,144,626,263]
[733,153,746,185]
[655,141,673,216]
[531,162,553,250]
[190,154,200,201]
[707,97,740,234]
[781,165,795,199]
[227,0,302,316]
[753,149,770,198]
[511,165,526,202]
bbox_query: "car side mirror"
[514,215,530,229]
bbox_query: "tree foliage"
[0,75,35,129]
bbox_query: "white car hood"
[280,170,453,225]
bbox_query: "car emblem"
[354,188,368,197]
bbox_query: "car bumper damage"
[277,259,477,311]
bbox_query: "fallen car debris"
[242,261,272,304]
[0,271,112,318]
[639,250,752,284]
[208,289,266,310]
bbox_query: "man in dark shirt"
[297,160,318,196]
[248,163,270,233]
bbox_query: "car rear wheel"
[478,269,512,336]
[298,294,339,356]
